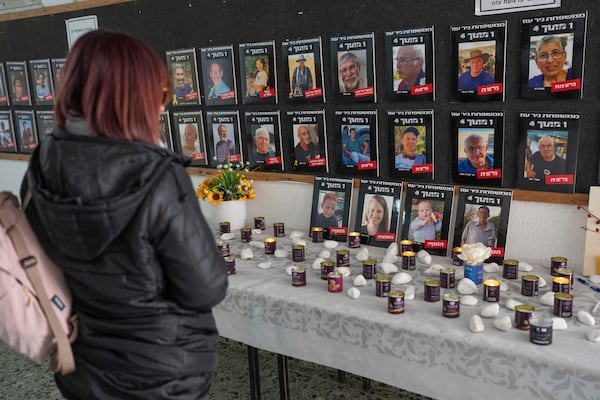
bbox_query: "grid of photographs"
[0,11,592,199]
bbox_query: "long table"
[212,229,600,400]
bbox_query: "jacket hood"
[27,129,190,261]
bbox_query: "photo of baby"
[408,198,443,243]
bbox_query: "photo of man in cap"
[458,49,495,91]
[290,54,313,97]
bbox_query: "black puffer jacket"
[22,128,228,399]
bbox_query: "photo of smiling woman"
[528,34,574,89]
[360,194,392,244]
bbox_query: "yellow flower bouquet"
[196,162,256,205]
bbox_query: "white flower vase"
[212,200,247,231]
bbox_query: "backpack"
[0,191,78,375]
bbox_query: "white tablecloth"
[212,230,600,400]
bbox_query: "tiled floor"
[0,338,432,399]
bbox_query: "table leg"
[247,345,261,400]
[277,354,290,400]
[362,377,371,391]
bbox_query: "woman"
[361,195,390,237]
[395,126,426,170]
[246,57,269,96]
[21,30,228,400]
[528,35,572,88]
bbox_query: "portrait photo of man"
[342,125,370,166]
[524,132,568,180]
[208,61,231,100]
[172,63,193,101]
[179,123,201,157]
[213,123,236,162]
[393,44,426,92]
[457,44,495,92]
[290,54,314,98]
[0,118,14,150]
[457,129,494,176]
[252,126,276,164]
[337,51,368,94]
[461,205,499,247]
[293,124,320,165]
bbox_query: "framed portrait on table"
[516,112,579,193]
[166,48,201,106]
[29,59,54,106]
[172,111,207,166]
[0,63,9,106]
[200,45,237,106]
[451,22,506,102]
[282,37,325,104]
[310,176,353,241]
[6,61,32,106]
[0,110,17,153]
[452,187,512,263]
[330,33,376,103]
[400,183,454,256]
[35,111,55,142]
[285,110,328,174]
[385,27,434,101]
[239,41,277,105]
[388,110,434,180]
[206,110,242,167]
[520,12,587,100]
[334,110,378,177]
[14,110,37,154]
[451,111,504,187]
[244,111,282,171]
[353,180,402,248]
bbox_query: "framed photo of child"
[400,183,454,255]
[310,176,353,241]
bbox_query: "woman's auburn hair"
[54,29,172,145]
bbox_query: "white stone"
[423,264,443,276]
[481,303,500,318]
[285,266,294,276]
[553,318,568,330]
[323,240,338,249]
[319,250,331,259]
[494,316,512,331]
[292,238,307,247]
[539,292,555,306]
[519,262,533,272]
[461,295,478,306]
[250,240,264,249]
[457,278,477,295]
[504,299,522,311]
[578,310,596,326]
[416,250,431,265]
[589,275,600,284]
[484,262,500,273]
[312,257,325,270]
[353,275,367,287]
[240,248,253,260]
[274,249,289,258]
[220,232,235,241]
[347,287,361,300]
[538,276,547,288]
[252,229,263,235]
[469,315,485,333]
[336,267,351,277]
[382,254,398,263]
[404,285,415,300]
[586,328,600,343]
[378,262,398,275]
[541,258,551,269]
[386,242,399,256]
[257,261,271,269]
[289,230,304,240]
[356,247,369,261]
[391,272,412,285]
